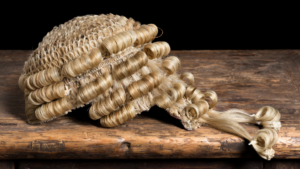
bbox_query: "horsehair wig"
[18,13,282,160]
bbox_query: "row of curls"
[25,67,62,91]
[61,48,103,78]
[77,72,113,104]
[20,24,162,92]
[113,51,148,80]
[23,24,158,85]
[35,96,73,121]
[100,103,137,127]
[28,81,68,105]
[127,71,163,100]
[21,46,102,91]
[89,87,126,120]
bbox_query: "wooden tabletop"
[0,50,299,160]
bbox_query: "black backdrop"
[0,2,299,50]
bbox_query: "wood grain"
[0,50,299,159]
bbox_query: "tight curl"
[100,103,137,127]
[255,106,281,130]
[249,128,278,160]
[180,72,194,86]
[143,41,170,59]
[134,24,158,45]
[162,56,181,75]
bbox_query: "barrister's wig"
[18,13,281,160]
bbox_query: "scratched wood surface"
[0,50,299,159]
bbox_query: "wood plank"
[0,161,14,169]
[17,159,263,169]
[0,50,299,159]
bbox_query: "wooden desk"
[0,50,299,168]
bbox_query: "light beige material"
[18,13,281,160]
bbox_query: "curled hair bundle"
[204,90,218,109]
[89,87,126,120]
[100,103,137,127]
[18,74,26,92]
[180,72,194,86]
[255,106,281,130]
[127,71,162,100]
[35,96,73,121]
[100,30,137,56]
[201,106,281,160]
[113,51,148,80]
[249,128,278,160]
[162,56,181,75]
[62,48,103,78]
[143,41,171,59]
[25,67,62,91]
[28,81,67,105]
[77,72,113,104]
[134,24,158,45]
[185,86,205,103]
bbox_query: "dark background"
[0,2,298,50]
